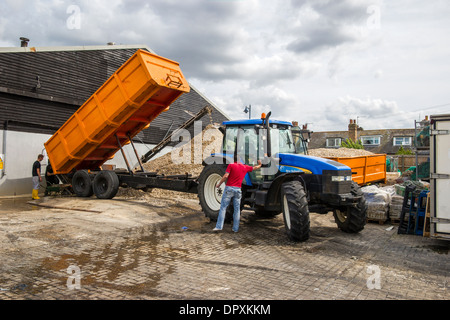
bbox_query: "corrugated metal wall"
[0,47,229,144]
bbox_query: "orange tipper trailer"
[325,154,387,186]
[44,49,190,175]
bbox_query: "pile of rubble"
[143,124,223,176]
[117,124,223,200]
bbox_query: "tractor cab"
[221,116,308,161]
[220,117,297,183]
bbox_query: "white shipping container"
[429,113,450,239]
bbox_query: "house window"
[326,137,342,148]
[393,136,412,146]
[361,135,381,146]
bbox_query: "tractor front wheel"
[333,182,367,233]
[281,180,310,242]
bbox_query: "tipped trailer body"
[45,49,190,175]
[44,49,196,198]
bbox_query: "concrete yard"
[0,194,448,301]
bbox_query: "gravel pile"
[143,124,223,176]
[309,148,374,158]
[118,124,223,200]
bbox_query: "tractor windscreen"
[222,124,296,160]
[273,125,296,154]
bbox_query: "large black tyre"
[197,164,234,222]
[92,171,120,199]
[333,181,367,233]
[281,180,310,242]
[72,170,93,197]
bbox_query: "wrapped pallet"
[361,185,392,223]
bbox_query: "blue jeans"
[215,186,242,232]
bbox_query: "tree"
[396,146,414,155]
[341,138,364,149]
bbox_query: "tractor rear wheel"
[72,170,93,197]
[198,164,234,222]
[281,180,310,242]
[333,182,367,233]
[93,170,120,199]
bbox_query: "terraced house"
[309,119,420,154]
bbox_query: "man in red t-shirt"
[213,159,262,232]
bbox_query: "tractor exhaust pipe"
[264,112,272,157]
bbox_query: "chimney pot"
[20,37,30,47]
[348,119,358,141]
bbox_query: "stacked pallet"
[389,195,405,222]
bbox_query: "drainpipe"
[2,120,7,178]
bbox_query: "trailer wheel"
[281,181,310,242]
[72,170,93,197]
[198,164,233,222]
[333,182,367,233]
[93,171,119,199]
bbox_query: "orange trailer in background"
[326,154,387,186]
[44,49,190,175]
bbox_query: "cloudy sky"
[1,0,450,132]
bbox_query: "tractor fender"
[264,172,307,211]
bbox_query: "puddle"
[0,198,40,213]
[427,244,449,255]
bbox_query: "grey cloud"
[290,0,372,22]
[316,96,413,131]
[287,24,357,53]
[0,0,329,84]
[286,0,373,54]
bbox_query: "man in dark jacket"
[32,154,44,199]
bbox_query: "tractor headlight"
[331,175,352,182]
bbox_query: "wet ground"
[0,195,448,300]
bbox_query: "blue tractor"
[197,112,367,241]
